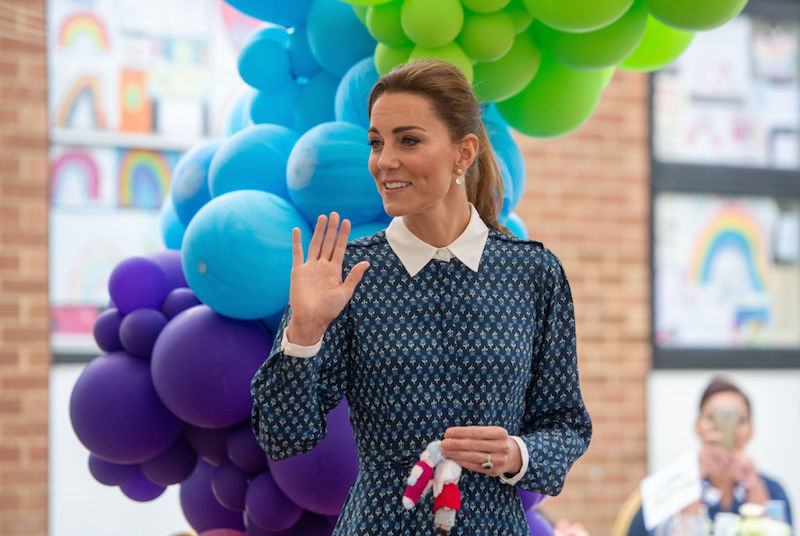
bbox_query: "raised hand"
[285,212,370,346]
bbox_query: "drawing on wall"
[57,10,110,51]
[117,149,175,209]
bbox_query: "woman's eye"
[368,139,382,149]
[402,136,420,146]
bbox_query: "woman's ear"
[456,133,479,172]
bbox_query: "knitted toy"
[432,459,462,535]
[402,440,444,509]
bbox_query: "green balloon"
[458,11,515,62]
[472,30,541,103]
[409,42,473,84]
[646,0,748,31]
[366,1,410,46]
[374,42,413,75]
[619,15,694,72]
[496,52,606,137]
[522,0,633,32]
[602,66,615,87]
[461,0,511,13]
[340,0,393,5]
[352,4,368,25]
[401,0,464,48]
[505,0,534,33]
[532,0,646,70]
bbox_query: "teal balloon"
[409,42,473,85]
[171,139,222,227]
[288,25,322,79]
[472,30,541,103]
[159,194,186,250]
[349,220,388,240]
[208,125,299,199]
[458,10,515,62]
[294,71,339,133]
[619,15,694,72]
[335,57,380,129]
[287,121,383,225]
[374,42,413,75]
[222,87,255,137]
[505,213,528,239]
[496,52,606,138]
[482,105,525,218]
[401,0,464,48]
[646,0,748,31]
[181,190,311,319]
[532,0,647,70]
[366,1,410,46]
[249,82,301,129]
[522,0,633,32]
[238,27,292,91]
[307,0,377,77]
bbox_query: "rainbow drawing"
[58,11,110,50]
[50,151,101,204]
[688,203,770,292]
[56,75,107,129]
[118,150,172,209]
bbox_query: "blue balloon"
[208,124,299,199]
[238,27,293,92]
[181,190,311,319]
[222,0,312,28]
[171,139,223,227]
[159,193,186,250]
[483,105,525,214]
[249,82,301,129]
[288,25,322,79]
[335,57,379,129]
[497,158,515,222]
[349,220,387,240]
[287,121,383,225]
[505,212,528,239]
[294,71,339,133]
[259,307,285,335]
[257,26,291,48]
[307,0,377,77]
[223,87,256,137]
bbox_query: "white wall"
[647,369,800,522]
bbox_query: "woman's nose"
[377,145,399,169]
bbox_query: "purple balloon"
[184,424,231,465]
[227,422,268,473]
[119,308,168,358]
[149,249,188,290]
[70,351,183,464]
[93,308,123,353]
[249,511,333,536]
[88,454,138,486]
[245,472,303,531]
[268,400,358,515]
[140,435,197,486]
[212,459,250,511]
[151,305,273,428]
[519,489,547,510]
[108,256,170,314]
[181,459,246,533]
[161,287,201,319]
[526,509,555,536]
[120,469,167,502]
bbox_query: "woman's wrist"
[285,318,327,346]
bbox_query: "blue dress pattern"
[251,229,592,536]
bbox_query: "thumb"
[342,261,370,293]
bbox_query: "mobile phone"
[712,407,739,453]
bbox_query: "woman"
[251,59,592,535]
[628,378,793,534]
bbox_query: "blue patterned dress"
[251,229,592,535]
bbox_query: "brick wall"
[0,1,50,535]
[515,69,651,535]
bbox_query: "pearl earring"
[455,168,464,185]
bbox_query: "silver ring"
[481,453,493,470]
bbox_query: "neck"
[402,202,472,248]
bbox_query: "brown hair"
[367,59,509,233]
[699,377,752,420]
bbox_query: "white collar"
[385,204,489,277]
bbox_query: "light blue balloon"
[293,71,339,133]
[287,121,383,225]
[208,124,299,199]
[159,193,186,250]
[482,104,525,215]
[222,0,313,27]
[505,212,528,239]
[249,82,301,129]
[349,220,387,241]
[497,158,515,222]
[171,139,223,227]
[307,0,377,77]
[288,25,322,79]
[238,27,293,91]
[335,57,379,129]
[222,87,256,137]
[181,190,311,319]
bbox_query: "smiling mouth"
[384,182,411,191]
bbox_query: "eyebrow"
[367,125,426,135]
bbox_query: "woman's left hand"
[441,426,522,477]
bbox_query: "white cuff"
[280,328,323,358]
[498,435,528,485]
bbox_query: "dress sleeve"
[513,249,592,494]
[250,299,351,461]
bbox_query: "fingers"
[307,214,327,261]
[343,261,370,294]
[331,218,351,266]
[444,426,508,440]
[319,212,340,261]
[291,227,304,267]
